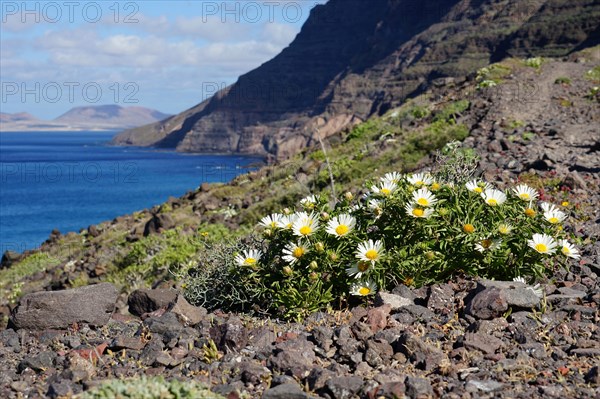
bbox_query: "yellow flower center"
[358,287,371,296]
[270,222,277,228]
[535,243,548,253]
[549,217,559,224]
[481,239,492,249]
[499,226,510,234]
[381,188,391,196]
[431,183,441,191]
[525,208,536,217]
[519,193,530,200]
[365,249,378,260]
[562,201,569,207]
[412,208,424,217]
[357,261,370,272]
[562,246,570,255]
[299,226,312,236]
[474,187,483,193]
[487,199,498,206]
[335,224,349,236]
[415,180,424,186]
[463,224,475,234]
[244,258,257,265]
[417,198,429,206]
[292,247,305,258]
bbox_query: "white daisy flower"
[540,202,559,214]
[326,214,356,238]
[544,209,567,224]
[466,179,492,194]
[346,261,373,279]
[481,189,507,206]
[292,212,319,237]
[513,276,527,284]
[368,199,383,217]
[412,187,438,207]
[371,180,398,197]
[381,172,403,185]
[278,214,295,229]
[406,172,433,187]
[558,239,580,259]
[512,184,539,201]
[235,249,262,266]
[475,238,502,252]
[300,195,318,209]
[350,280,377,296]
[404,203,435,218]
[498,223,513,235]
[282,242,308,264]
[259,213,283,229]
[527,233,558,255]
[356,239,384,263]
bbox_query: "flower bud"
[282,266,293,276]
[425,251,435,260]
[283,208,291,215]
[321,212,330,221]
[309,272,319,281]
[315,242,325,252]
[263,229,273,238]
[309,261,319,270]
[329,252,339,262]
[344,192,354,201]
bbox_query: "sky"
[0,0,328,120]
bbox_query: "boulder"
[10,283,118,330]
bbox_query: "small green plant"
[202,339,222,364]
[78,376,224,399]
[0,252,59,302]
[522,132,536,141]
[477,80,498,89]
[525,57,544,69]
[226,150,579,320]
[554,77,571,85]
[585,86,599,101]
[584,66,600,82]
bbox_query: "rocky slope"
[0,49,599,397]
[113,0,600,159]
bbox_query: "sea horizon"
[0,131,263,252]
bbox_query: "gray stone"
[47,380,75,399]
[365,339,394,368]
[11,283,118,330]
[405,376,433,398]
[270,337,316,378]
[18,351,56,373]
[477,279,541,308]
[167,295,206,326]
[326,376,364,399]
[375,292,414,310]
[127,288,178,316]
[465,287,508,320]
[395,332,447,371]
[465,380,504,393]
[463,332,505,355]
[263,383,313,399]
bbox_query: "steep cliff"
[113,0,600,159]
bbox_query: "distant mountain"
[0,112,41,123]
[113,0,600,160]
[0,106,171,132]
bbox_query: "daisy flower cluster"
[235,173,580,319]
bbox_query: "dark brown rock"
[127,288,178,316]
[465,287,509,320]
[10,283,118,330]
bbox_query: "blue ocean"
[0,131,262,252]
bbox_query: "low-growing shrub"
[78,376,223,399]
[226,145,579,320]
